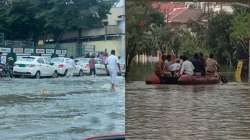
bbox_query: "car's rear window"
[51,58,64,63]
[78,59,90,64]
[20,57,35,62]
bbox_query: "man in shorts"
[106,50,121,92]
[89,54,96,78]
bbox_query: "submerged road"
[0,76,125,140]
[126,81,250,140]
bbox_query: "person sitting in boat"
[199,53,206,76]
[179,55,194,76]
[206,53,219,74]
[164,54,172,70]
[155,55,171,77]
[168,59,181,77]
[191,53,203,76]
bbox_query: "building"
[0,2,125,61]
[44,4,125,59]
[185,2,234,14]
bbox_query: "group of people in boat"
[155,52,219,78]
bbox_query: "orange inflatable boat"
[145,73,220,85]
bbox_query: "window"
[20,57,35,62]
[44,58,51,64]
[37,58,45,64]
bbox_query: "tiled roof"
[168,9,202,23]
[152,2,202,24]
[152,2,186,14]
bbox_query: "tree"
[0,0,115,49]
[150,25,174,53]
[0,0,44,43]
[207,12,235,66]
[230,6,250,58]
[126,0,165,72]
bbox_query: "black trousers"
[90,68,96,75]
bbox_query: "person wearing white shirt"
[169,61,181,72]
[66,56,76,77]
[106,50,121,92]
[180,56,194,76]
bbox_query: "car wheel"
[52,71,58,78]
[64,69,68,76]
[79,70,84,76]
[35,71,41,79]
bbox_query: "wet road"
[0,76,125,140]
[126,81,250,140]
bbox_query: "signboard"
[58,54,65,57]
[56,50,62,55]
[61,50,67,55]
[17,54,31,60]
[24,48,34,54]
[13,48,24,53]
[0,47,11,53]
[36,49,45,54]
[84,45,95,55]
[46,49,54,54]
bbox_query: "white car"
[51,57,83,76]
[118,59,126,75]
[75,58,107,75]
[13,56,58,78]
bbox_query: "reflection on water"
[127,63,154,81]
[0,77,125,140]
[126,81,250,140]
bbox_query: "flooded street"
[126,81,250,140]
[0,76,125,140]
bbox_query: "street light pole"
[105,26,107,41]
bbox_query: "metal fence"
[5,40,34,48]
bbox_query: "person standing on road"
[106,50,121,92]
[6,51,17,78]
[89,55,96,78]
[104,51,109,75]
[67,56,76,77]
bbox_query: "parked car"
[75,58,107,75]
[51,57,84,76]
[118,59,126,75]
[13,56,58,78]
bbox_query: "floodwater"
[126,63,250,140]
[0,76,125,140]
